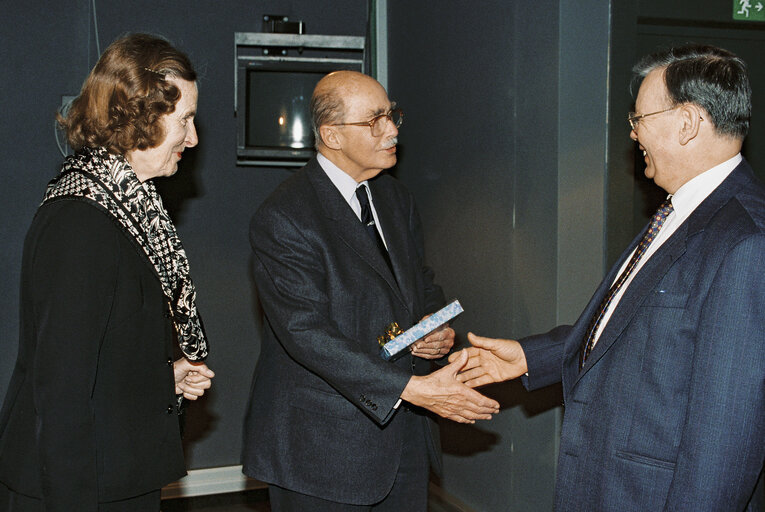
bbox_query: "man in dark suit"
[242,71,499,511]
[454,45,765,510]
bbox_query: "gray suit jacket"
[242,158,445,505]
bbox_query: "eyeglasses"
[627,106,678,130]
[332,107,404,137]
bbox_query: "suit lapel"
[577,229,687,377]
[368,180,417,316]
[560,232,642,388]
[305,161,407,309]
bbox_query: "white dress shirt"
[591,153,742,346]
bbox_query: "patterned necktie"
[579,198,674,368]
[356,185,393,272]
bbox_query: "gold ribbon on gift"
[377,322,404,347]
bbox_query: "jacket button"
[167,358,173,366]
[167,405,174,414]
[372,404,378,411]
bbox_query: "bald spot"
[314,70,382,103]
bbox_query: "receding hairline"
[316,69,375,88]
[639,67,673,103]
[314,71,381,105]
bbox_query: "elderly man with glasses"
[241,70,499,511]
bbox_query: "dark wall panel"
[387,2,561,510]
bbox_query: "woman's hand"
[173,358,215,400]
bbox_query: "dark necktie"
[580,198,674,368]
[356,185,394,273]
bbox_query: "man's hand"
[173,358,215,400]
[448,332,528,388]
[411,315,454,359]
[401,350,500,423]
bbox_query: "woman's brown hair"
[59,33,197,154]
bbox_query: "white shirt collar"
[670,153,742,222]
[317,152,367,208]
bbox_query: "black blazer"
[242,158,445,505]
[0,199,186,511]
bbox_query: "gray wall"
[386,1,610,510]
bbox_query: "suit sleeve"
[29,202,119,511]
[519,325,570,390]
[663,234,765,510]
[250,206,411,425]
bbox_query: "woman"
[0,33,214,511]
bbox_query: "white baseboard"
[161,465,266,500]
[160,466,474,512]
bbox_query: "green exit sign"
[733,0,765,21]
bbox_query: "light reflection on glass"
[290,118,305,148]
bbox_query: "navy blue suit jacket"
[522,160,765,511]
[242,158,445,505]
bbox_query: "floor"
[161,487,468,511]
[162,488,271,511]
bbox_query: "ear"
[678,104,703,145]
[319,125,342,150]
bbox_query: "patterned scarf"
[42,146,208,361]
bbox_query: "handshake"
[400,318,529,424]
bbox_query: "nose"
[185,120,199,148]
[629,127,638,141]
[384,116,399,138]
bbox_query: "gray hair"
[310,87,345,149]
[631,44,751,139]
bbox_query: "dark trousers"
[269,410,430,511]
[0,482,161,511]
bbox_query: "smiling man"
[241,71,498,511]
[453,45,765,510]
